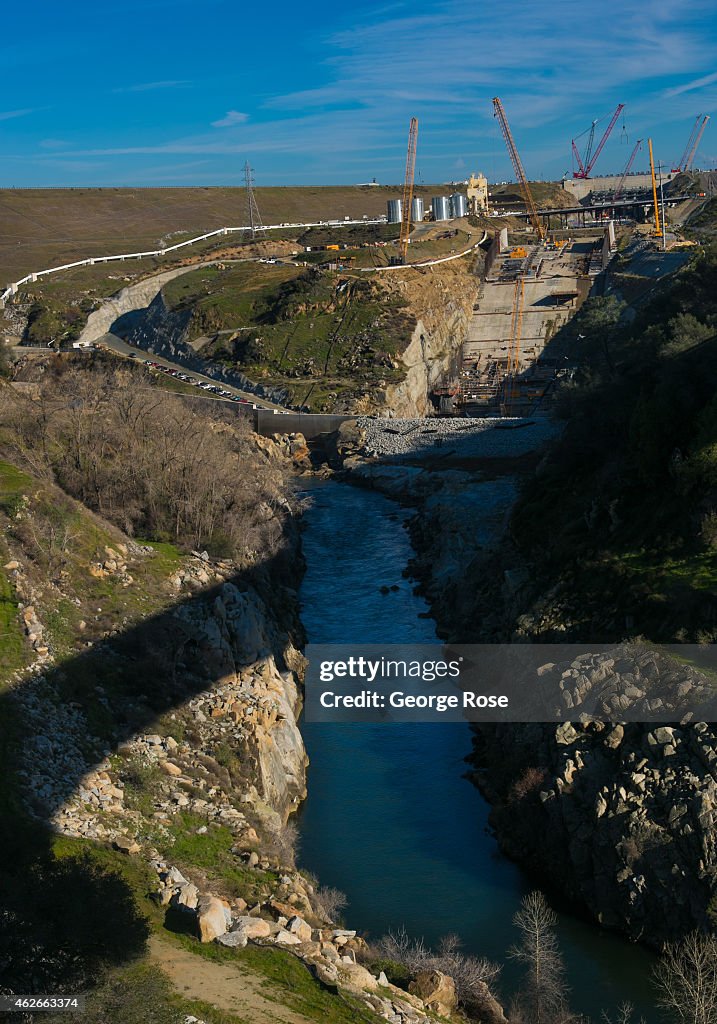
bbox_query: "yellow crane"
[493,98,545,242]
[399,117,419,265]
[502,277,526,415]
[648,137,662,238]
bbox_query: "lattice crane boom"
[399,117,419,265]
[572,104,625,179]
[673,115,702,173]
[492,97,545,241]
[648,138,662,237]
[685,115,710,172]
[613,139,642,201]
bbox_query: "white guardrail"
[0,219,487,308]
[0,217,386,308]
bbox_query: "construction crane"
[648,138,662,238]
[672,115,702,173]
[571,104,625,179]
[683,115,710,172]
[502,277,526,415]
[492,97,545,242]
[612,139,642,201]
[398,117,419,265]
[672,115,709,173]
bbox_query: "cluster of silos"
[430,193,468,221]
[386,197,426,223]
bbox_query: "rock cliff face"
[382,260,480,417]
[472,711,717,945]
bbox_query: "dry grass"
[0,184,469,285]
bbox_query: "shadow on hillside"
[0,546,296,996]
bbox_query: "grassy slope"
[165,263,414,411]
[0,449,379,1024]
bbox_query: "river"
[296,478,657,1022]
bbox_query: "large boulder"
[197,895,228,943]
[286,915,312,943]
[232,916,271,941]
[409,970,457,1016]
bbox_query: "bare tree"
[375,928,501,1011]
[653,931,717,1024]
[601,1001,645,1024]
[432,933,502,1011]
[314,886,348,923]
[376,926,430,975]
[510,891,570,1024]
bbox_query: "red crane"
[572,104,625,179]
[612,139,642,201]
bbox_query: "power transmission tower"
[244,161,265,239]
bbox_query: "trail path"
[149,936,318,1024]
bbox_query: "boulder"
[409,970,457,1016]
[197,895,228,943]
[286,915,312,943]
[336,962,379,993]
[113,835,140,855]
[217,931,248,948]
[232,916,271,940]
[173,883,199,910]
[160,760,183,777]
[313,961,339,987]
[275,929,301,946]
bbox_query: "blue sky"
[1,0,716,186]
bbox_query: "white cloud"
[664,70,717,98]
[113,80,191,94]
[211,110,249,128]
[0,108,40,121]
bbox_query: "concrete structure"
[455,237,600,414]
[450,193,468,218]
[431,196,450,221]
[386,199,403,224]
[562,171,675,202]
[467,172,489,213]
[410,197,425,222]
[253,409,353,439]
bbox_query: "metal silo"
[387,199,402,223]
[410,196,425,222]
[450,193,468,218]
[432,196,450,221]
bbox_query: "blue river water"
[296,478,657,1021]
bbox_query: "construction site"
[422,101,710,419]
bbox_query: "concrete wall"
[253,409,354,439]
[563,172,674,201]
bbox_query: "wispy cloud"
[112,80,191,94]
[0,108,41,121]
[664,70,717,98]
[211,110,249,128]
[38,138,68,149]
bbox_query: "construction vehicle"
[493,98,545,242]
[398,117,419,265]
[509,246,527,259]
[613,139,642,201]
[571,104,625,179]
[672,115,710,173]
